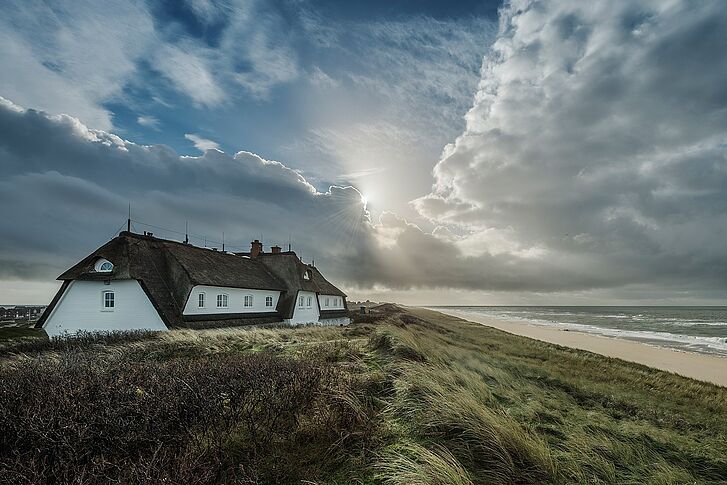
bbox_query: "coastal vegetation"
[1,307,725,483]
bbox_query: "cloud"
[0,98,369,287]
[410,0,727,293]
[0,0,304,131]
[154,44,227,107]
[222,6,300,99]
[0,0,155,130]
[4,0,727,303]
[308,66,339,89]
[184,133,221,152]
[283,14,497,210]
[137,115,161,130]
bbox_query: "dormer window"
[303,270,311,280]
[95,258,113,273]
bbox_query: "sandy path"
[430,308,727,387]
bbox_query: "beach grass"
[1,307,725,483]
[0,326,46,342]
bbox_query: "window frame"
[307,296,312,307]
[95,258,114,273]
[265,296,274,307]
[299,295,305,307]
[217,294,229,308]
[101,290,114,312]
[325,297,330,307]
[198,292,205,308]
[244,295,254,308]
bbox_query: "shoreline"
[430,307,727,387]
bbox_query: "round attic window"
[303,270,311,280]
[95,258,114,272]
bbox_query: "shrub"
[0,329,160,356]
[0,351,350,483]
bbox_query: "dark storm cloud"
[3,0,727,299]
[0,95,613,295]
[410,0,727,293]
[0,97,370,282]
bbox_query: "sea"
[432,306,727,357]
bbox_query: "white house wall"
[286,290,320,324]
[319,294,345,310]
[183,285,281,315]
[43,280,168,338]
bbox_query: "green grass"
[0,326,46,342]
[1,307,725,483]
[371,309,727,484]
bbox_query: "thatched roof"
[255,253,347,319]
[37,231,347,328]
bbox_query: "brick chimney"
[250,239,263,258]
[271,245,282,254]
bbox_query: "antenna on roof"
[184,220,189,244]
[288,234,292,252]
[222,232,225,252]
[204,235,207,248]
[127,204,131,233]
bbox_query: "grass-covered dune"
[1,307,726,484]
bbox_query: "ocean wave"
[438,308,727,356]
[448,308,727,327]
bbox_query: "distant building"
[0,305,46,322]
[37,231,349,337]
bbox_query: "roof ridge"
[121,231,250,261]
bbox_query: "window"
[303,270,311,280]
[325,297,330,307]
[307,296,312,307]
[299,296,305,307]
[198,293,205,308]
[102,290,114,311]
[217,294,228,308]
[95,258,114,272]
[265,296,273,307]
[244,295,253,307]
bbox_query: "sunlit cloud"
[184,133,221,152]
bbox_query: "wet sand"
[431,308,727,387]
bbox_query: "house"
[0,305,46,323]
[36,231,349,337]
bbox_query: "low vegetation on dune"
[1,307,726,483]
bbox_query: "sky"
[1,0,727,305]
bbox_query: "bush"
[0,330,160,356]
[0,351,351,483]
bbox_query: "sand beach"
[432,308,727,387]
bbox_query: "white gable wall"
[183,285,281,315]
[43,280,168,338]
[286,290,320,325]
